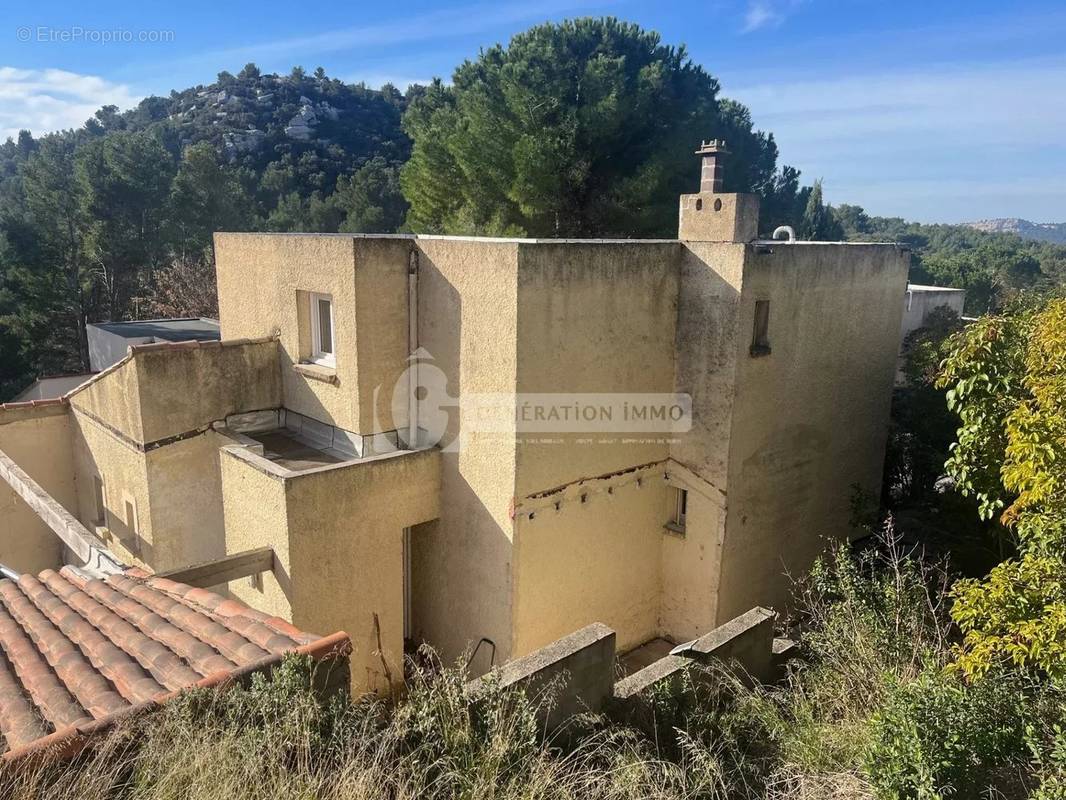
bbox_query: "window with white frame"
[310,292,335,366]
[670,486,688,532]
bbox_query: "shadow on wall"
[409,255,515,676]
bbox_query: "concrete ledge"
[157,547,274,588]
[293,362,339,385]
[613,654,691,701]
[687,606,775,682]
[0,401,69,425]
[467,623,616,730]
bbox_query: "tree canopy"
[401,18,800,238]
[937,297,1066,678]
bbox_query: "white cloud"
[725,56,1066,221]
[0,67,141,141]
[741,0,803,33]
[742,2,781,32]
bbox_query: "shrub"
[866,671,1033,799]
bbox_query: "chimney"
[678,137,759,242]
[696,139,728,193]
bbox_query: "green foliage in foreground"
[5,535,1063,800]
[938,297,1066,679]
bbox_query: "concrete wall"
[221,445,440,694]
[662,242,747,639]
[513,241,679,493]
[412,238,520,671]
[143,431,229,571]
[353,238,412,434]
[467,622,616,730]
[68,353,145,444]
[133,340,280,443]
[67,338,279,446]
[221,444,293,620]
[216,234,361,432]
[0,404,74,573]
[70,411,152,568]
[900,285,965,343]
[214,233,410,437]
[717,243,909,620]
[510,241,680,657]
[512,464,669,656]
[63,339,279,574]
[613,606,776,722]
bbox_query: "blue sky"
[1,0,1064,223]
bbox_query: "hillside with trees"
[0,64,409,397]
[835,203,1066,314]
[2,16,1066,798]
[0,16,1064,394]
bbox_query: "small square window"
[310,292,335,367]
[750,300,771,357]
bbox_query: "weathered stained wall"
[220,445,293,620]
[512,464,668,655]
[65,339,280,573]
[133,340,280,443]
[214,233,410,436]
[0,404,74,573]
[216,233,361,431]
[67,338,279,446]
[658,460,728,642]
[353,238,412,434]
[513,241,679,494]
[220,446,440,694]
[510,241,679,656]
[900,285,965,344]
[68,354,144,444]
[143,431,229,571]
[717,243,909,621]
[70,411,152,568]
[413,238,520,671]
[285,448,439,692]
[661,241,747,638]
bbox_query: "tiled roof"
[0,566,350,763]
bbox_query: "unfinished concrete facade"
[0,148,909,691]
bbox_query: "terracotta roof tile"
[0,567,350,763]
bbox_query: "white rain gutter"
[408,248,420,449]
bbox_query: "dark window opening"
[751,300,771,357]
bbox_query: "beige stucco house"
[0,143,909,693]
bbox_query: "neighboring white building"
[86,318,220,372]
[13,374,95,402]
[901,284,966,342]
[897,284,966,384]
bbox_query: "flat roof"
[248,429,343,471]
[89,318,220,342]
[214,231,900,247]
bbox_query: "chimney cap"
[696,139,729,155]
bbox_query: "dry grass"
[2,527,1044,800]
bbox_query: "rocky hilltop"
[967,218,1066,245]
